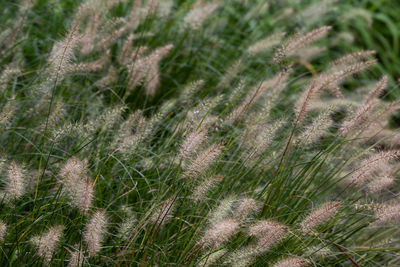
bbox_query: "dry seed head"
[97,105,126,133]
[296,60,376,123]
[244,2,269,21]
[295,80,323,124]
[47,25,81,79]
[31,225,64,263]
[72,50,110,73]
[229,69,290,124]
[346,150,400,187]
[300,201,341,233]
[318,59,377,93]
[184,96,220,130]
[183,2,219,29]
[0,95,17,126]
[58,157,93,214]
[41,101,65,131]
[367,175,395,193]
[119,34,135,65]
[274,26,331,63]
[157,0,174,18]
[342,8,373,27]
[296,106,334,146]
[145,44,173,95]
[0,66,20,94]
[73,0,125,54]
[374,200,400,225]
[58,157,87,189]
[183,143,224,179]
[258,66,292,117]
[245,120,285,158]
[366,100,400,130]
[113,110,145,152]
[77,177,94,214]
[293,46,326,61]
[0,220,6,242]
[273,257,310,267]
[330,50,376,69]
[305,245,332,259]
[340,76,387,135]
[201,218,239,248]
[235,198,260,220]
[247,32,286,55]
[191,176,221,202]
[83,210,107,256]
[228,79,246,103]
[93,17,127,52]
[127,44,173,96]
[4,161,25,201]
[179,128,208,160]
[209,196,236,225]
[248,220,288,249]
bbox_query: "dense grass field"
[1,0,400,266]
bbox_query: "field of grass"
[1,0,400,266]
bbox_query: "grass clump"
[0,0,400,266]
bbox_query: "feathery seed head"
[367,175,395,193]
[0,66,20,94]
[31,225,64,263]
[296,106,334,146]
[0,95,17,127]
[346,150,400,187]
[235,198,260,220]
[274,26,331,63]
[300,201,341,233]
[127,44,173,96]
[248,220,288,249]
[331,50,376,69]
[296,59,376,123]
[184,143,224,179]
[58,157,93,214]
[374,199,400,225]
[183,1,219,29]
[0,220,6,242]
[201,218,239,248]
[191,176,221,202]
[209,196,236,225]
[340,76,387,135]
[273,257,310,267]
[179,128,208,161]
[83,210,107,256]
[247,32,286,55]
[4,161,25,201]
